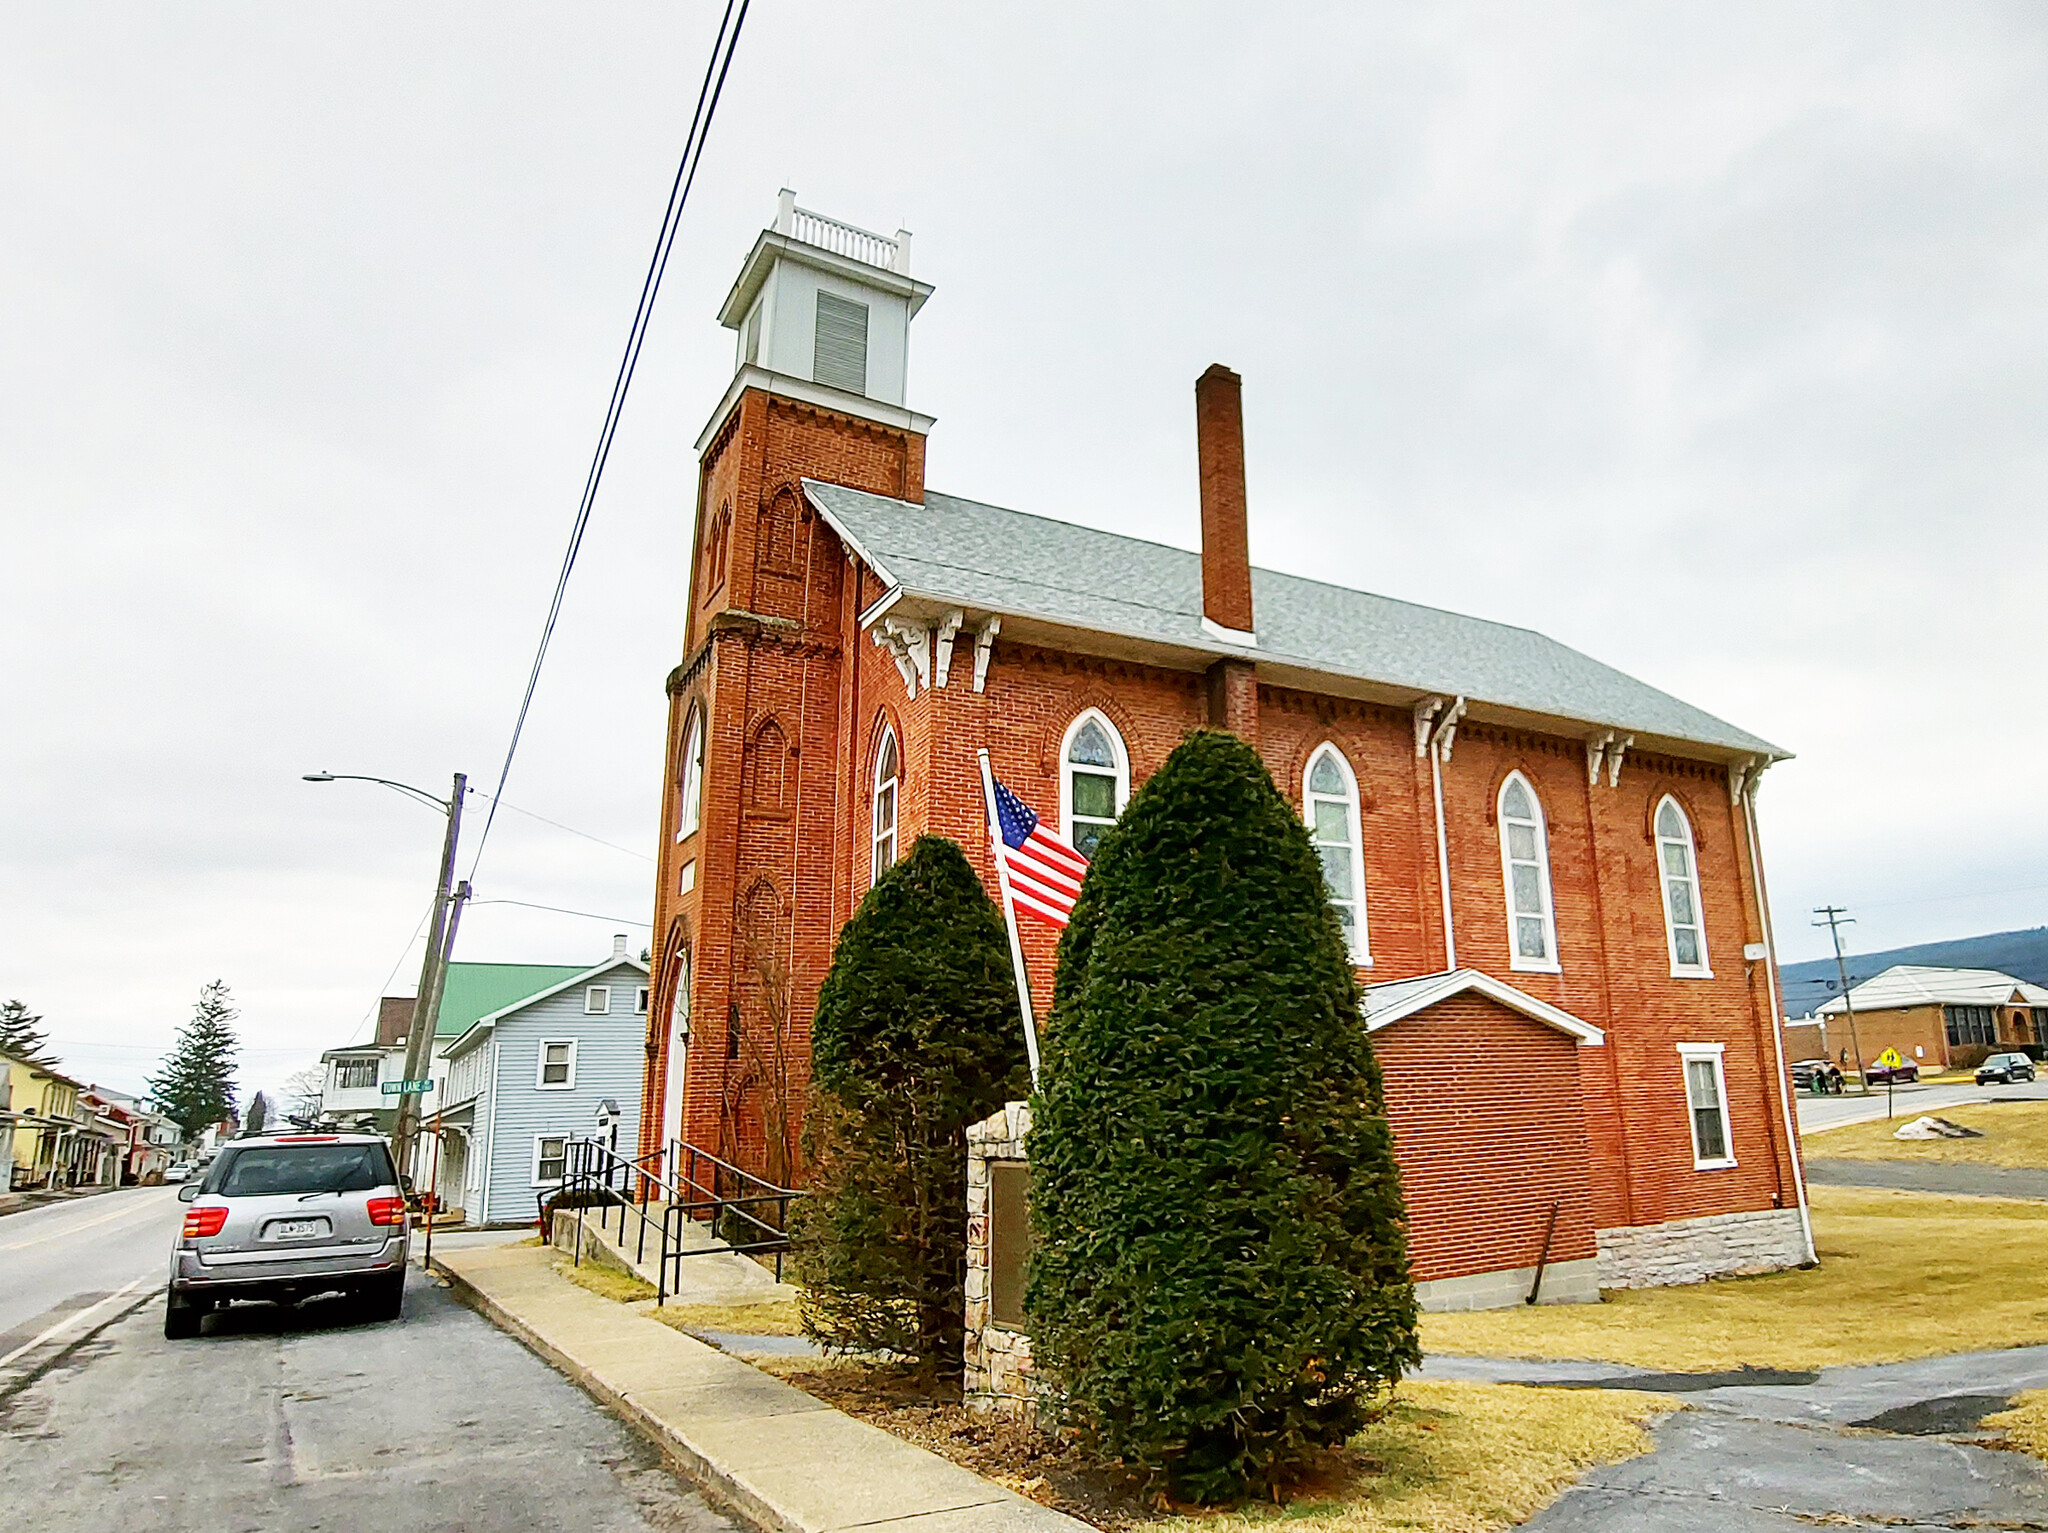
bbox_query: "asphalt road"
[1796,1075,2048,1133]
[0,1197,737,1532]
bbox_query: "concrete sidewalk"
[431,1240,1089,1533]
[1803,1156,2048,1200]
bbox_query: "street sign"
[1875,1049,1904,1069]
[379,1079,433,1096]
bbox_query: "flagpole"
[978,748,1041,1089]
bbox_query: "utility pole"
[392,773,466,1181]
[1814,905,1869,1096]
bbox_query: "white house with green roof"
[431,936,650,1226]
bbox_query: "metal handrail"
[544,1136,803,1301]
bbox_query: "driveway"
[1421,1348,2048,1529]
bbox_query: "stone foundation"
[1597,1207,1809,1289]
[1414,1256,1602,1312]
[964,1101,1045,1421]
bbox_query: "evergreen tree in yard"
[1027,730,1418,1503]
[0,999,57,1065]
[148,981,241,1140]
[791,835,1030,1375]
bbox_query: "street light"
[306,769,470,1183]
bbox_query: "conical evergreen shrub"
[1027,729,1418,1501]
[792,835,1031,1373]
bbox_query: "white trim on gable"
[1361,968,1606,1046]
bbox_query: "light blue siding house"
[435,935,650,1227]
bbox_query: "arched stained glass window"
[871,726,900,884]
[676,706,703,841]
[1656,797,1710,975]
[1060,711,1128,860]
[1498,772,1560,970]
[1304,745,1370,963]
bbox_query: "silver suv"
[168,1133,409,1338]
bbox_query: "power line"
[465,786,654,863]
[470,898,654,928]
[467,0,752,885]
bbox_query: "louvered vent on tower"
[812,291,869,395]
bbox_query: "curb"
[429,1253,801,1533]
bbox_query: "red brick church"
[637,193,1812,1307]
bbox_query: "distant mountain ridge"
[1779,927,2048,1018]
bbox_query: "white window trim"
[584,986,611,1016]
[1059,708,1130,855]
[635,986,650,1015]
[1496,771,1562,975]
[1302,743,1372,966]
[871,725,900,887]
[675,706,704,842]
[531,1134,569,1187]
[535,1039,578,1091]
[1677,1043,1736,1170]
[1655,796,1714,979]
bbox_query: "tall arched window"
[1304,745,1370,964]
[1655,797,1710,975]
[675,706,703,841]
[1060,710,1128,859]
[871,726,900,884]
[1497,772,1559,971]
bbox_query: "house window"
[1945,1005,1996,1047]
[1678,1044,1735,1168]
[635,987,650,1015]
[1061,710,1129,860]
[334,1057,379,1090]
[676,706,704,842]
[1656,797,1711,976]
[1497,772,1559,971]
[533,1136,568,1185]
[813,290,870,395]
[537,1040,577,1090]
[871,725,900,884]
[585,986,610,1016]
[1303,745,1370,964]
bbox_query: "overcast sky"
[4,4,2044,1102]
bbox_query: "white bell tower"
[708,189,935,432]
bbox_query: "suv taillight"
[183,1206,228,1239]
[366,1197,406,1227]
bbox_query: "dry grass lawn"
[1149,1383,1676,1533]
[1984,1390,2048,1459]
[1423,1186,2048,1371]
[768,1357,1672,1533]
[552,1253,657,1304]
[1803,1099,2048,1167]
[650,1297,806,1337]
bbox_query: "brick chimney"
[1196,363,1254,638]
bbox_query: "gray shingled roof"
[804,480,1785,759]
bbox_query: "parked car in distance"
[1977,1052,2039,1085]
[166,1133,409,1339]
[1791,1059,1846,1093]
[162,1162,194,1183]
[1863,1058,1920,1086]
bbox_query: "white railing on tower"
[773,187,911,275]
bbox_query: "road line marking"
[0,1191,174,1251]
[0,1275,153,1370]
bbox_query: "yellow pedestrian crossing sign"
[1875,1048,1904,1068]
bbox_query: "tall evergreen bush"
[1027,730,1418,1501]
[792,835,1030,1373]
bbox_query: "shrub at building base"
[1027,729,1419,1503]
[792,835,1030,1375]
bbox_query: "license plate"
[269,1218,329,1240]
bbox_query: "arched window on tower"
[676,706,703,842]
[1497,772,1560,972]
[871,726,900,883]
[1656,797,1711,976]
[1060,710,1128,859]
[1304,745,1370,964]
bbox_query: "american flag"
[990,774,1090,927]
